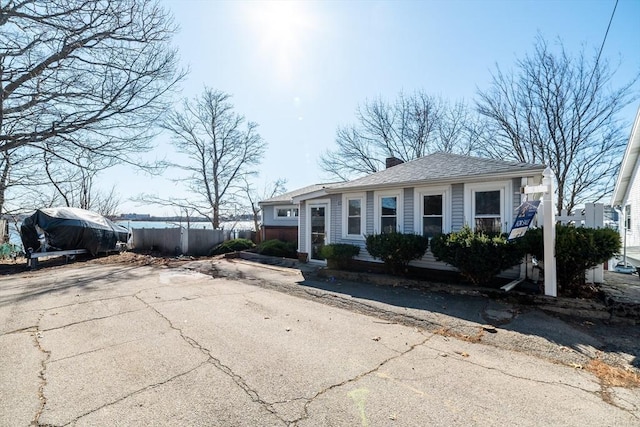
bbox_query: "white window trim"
[625,204,631,230]
[373,189,404,234]
[464,181,512,233]
[273,205,299,220]
[414,186,451,236]
[342,193,366,239]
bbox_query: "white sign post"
[523,167,557,297]
[541,168,557,297]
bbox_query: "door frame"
[306,199,330,264]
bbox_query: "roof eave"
[612,106,640,207]
[324,167,546,194]
[292,189,329,204]
[258,200,294,207]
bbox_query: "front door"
[309,204,328,261]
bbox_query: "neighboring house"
[258,183,334,244]
[265,152,546,277]
[612,106,640,262]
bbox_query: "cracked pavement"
[0,260,638,426]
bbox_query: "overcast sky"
[104,0,640,216]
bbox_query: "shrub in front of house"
[319,243,360,269]
[365,232,430,275]
[519,225,620,296]
[210,238,255,255]
[430,226,524,286]
[256,239,297,258]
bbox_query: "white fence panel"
[556,203,605,283]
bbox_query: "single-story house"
[611,106,640,264]
[262,152,546,277]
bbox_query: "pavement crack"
[40,308,146,332]
[433,347,606,399]
[66,361,209,425]
[133,293,288,425]
[291,334,433,425]
[1,325,38,336]
[50,337,146,363]
[31,312,51,427]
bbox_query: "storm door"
[309,203,328,261]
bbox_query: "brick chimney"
[385,157,404,169]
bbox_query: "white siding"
[512,178,522,212]
[627,167,640,247]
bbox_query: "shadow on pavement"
[294,267,640,370]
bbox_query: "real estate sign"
[507,200,540,241]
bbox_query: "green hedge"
[519,225,620,296]
[256,239,297,258]
[430,226,524,286]
[320,243,360,269]
[365,232,429,275]
[209,238,255,255]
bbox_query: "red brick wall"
[261,226,298,244]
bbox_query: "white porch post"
[542,168,557,297]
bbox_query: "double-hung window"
[342,193,365,238]
[423,195,442,237]
[415,187,450,239]
[374,190,403,234]
[474,190,501,233]
[465,181,511,234]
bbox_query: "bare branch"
[319,91,478,181]
[476,35,639,213]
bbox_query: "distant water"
[7,220,255,249]
[114,220,255,231]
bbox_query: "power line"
[595,0,618,66]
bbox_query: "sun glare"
[244,1,316,82]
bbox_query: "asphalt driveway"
[1,258,638,426]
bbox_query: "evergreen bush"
[430,226,524,286]
[256,239,297,258]
[319,243,360,269]
[209,238,255,255]
[519,225,620,296]
[365,232,429,275]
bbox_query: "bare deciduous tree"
[0,0,185,213]
[476,36,638,213]
[40,149,122,216]
[239,177,287,241]
[319,92,478,181]
[159,88,267,229]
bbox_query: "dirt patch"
[433,326,486,343]
[586,359,640,389]
[0,251,209,275]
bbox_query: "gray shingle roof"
[327,152,545,191]
[259,183,338,204]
